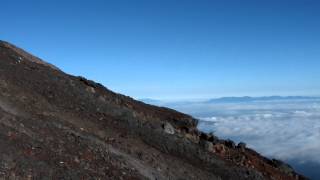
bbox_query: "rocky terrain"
[0,40,308,179]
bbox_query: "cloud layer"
[199,109,320,164]
[155,98,320,179]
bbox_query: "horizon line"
[137,95,320,102]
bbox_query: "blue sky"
[1,0,319,100]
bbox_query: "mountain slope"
[0,40,307,180]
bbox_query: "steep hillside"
[0,40,307,180]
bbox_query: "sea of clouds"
[146,98,320,179]
[198,105,320,164]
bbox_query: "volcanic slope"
[0,40,308,180]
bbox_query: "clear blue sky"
[1,0,319,100]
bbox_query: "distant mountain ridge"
[140,96,320,105]
[206,96,320,103]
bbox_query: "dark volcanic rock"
[271,159,295,175]
[0,40,308,180]
[224,139,236,149]
[238,142,247,152]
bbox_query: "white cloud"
[196,100,320,165]
[148,97,320,178]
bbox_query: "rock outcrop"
[0,41,308,179]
